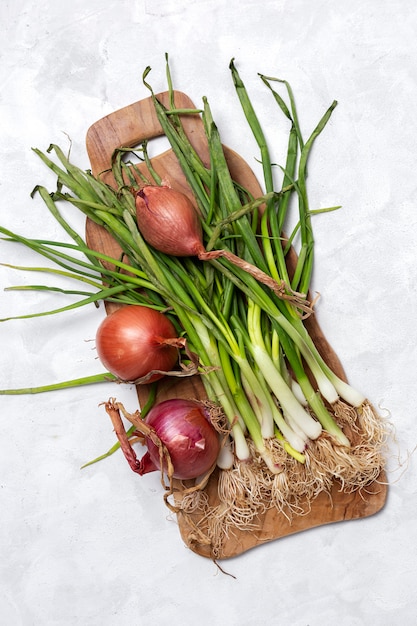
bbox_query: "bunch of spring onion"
[0,57,390,556]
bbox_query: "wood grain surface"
[85,91,388,559]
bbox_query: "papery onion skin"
[95,305,179,382]
[135,184,205,257]
[140,399,220,480]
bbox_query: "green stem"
[0,372,117,394]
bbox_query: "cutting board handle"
[85,91,201,177]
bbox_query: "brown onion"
[95,305,180,382]
[135,184,205,257]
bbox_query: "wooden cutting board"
[85,90,388,559]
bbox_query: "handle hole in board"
[121,135,172,165]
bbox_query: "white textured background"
[1,1,416,624]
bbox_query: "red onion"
[139,399,220,480]
[95,305,180,382]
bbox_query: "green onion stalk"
[178,57,379,466]
[143,63,364,446]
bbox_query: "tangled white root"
[173,398,392,559]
